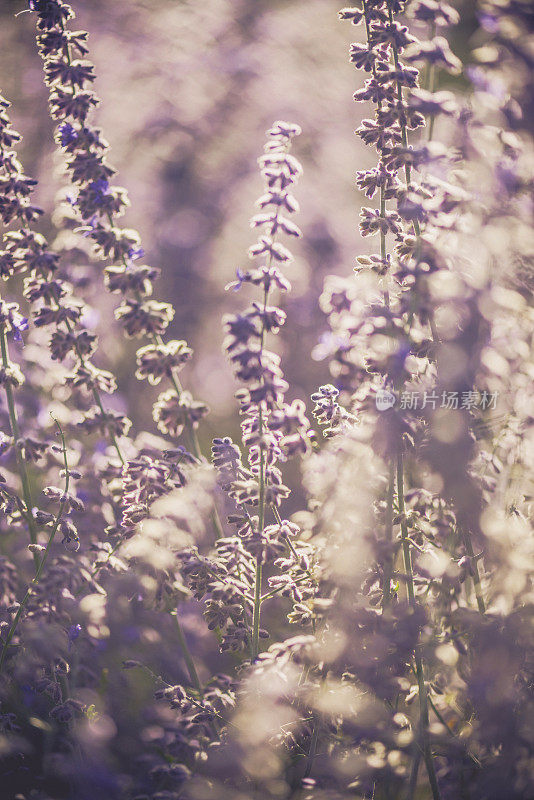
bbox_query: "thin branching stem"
[362,0,389,307]
[406,747,422,800]
[397,449,441,800]
[251,282,270,659]
[382,458,396,604]
[303,716,319,779]
[172,609,203,698]
[460,527,486,614]
[386,1,440,350]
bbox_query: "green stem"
[397,452,415,604]
[382,459,395,605]
[363,0,389,307]
[397,449,441,800]
[251,552,263,659]
[251,284,270,660]
[406,747,422,800]
[386,3,441,347]
[427,694,455,740]
[172,609,203,698]
[380,187,387,254]
[387,4,412,186]
[460,528,486,614]
[380,185,389,307]
[173,612,221,738]
[303,717,319,779]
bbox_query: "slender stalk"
[0,418,69,670]
[172,609,203,698]
[251,283,270,660]
[0,324,39,567]
[363,6,395,607]
[251,541,263,657]
[397,449,441,800]
[460,527,486,614]
[380,181,387,235]
[380,185,389,307]
[387,4,412,188]
[248,135,291,655]
[251,512,264,657]
[427,22,438,141]
[362,0,389,307]
[303,716,319,779]
[382,458,396,604]
[406,746,422,800]
[385,2,441,350]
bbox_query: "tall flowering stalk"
[30,0,210,464]
[0,89,126,454]
[29,1,230,570]
[337,1,465,797]
[207,121,314,659]
[291,1,534,798]
[223,120,311,658]
[0,88,138,600]
[0,94,43,565]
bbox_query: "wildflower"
[153,390,209,437]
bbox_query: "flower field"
[0,1,532,799]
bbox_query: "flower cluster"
[33,0,210,458]
[224,120,312,458]
[221,122,316,633]
[186,124,319,658]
